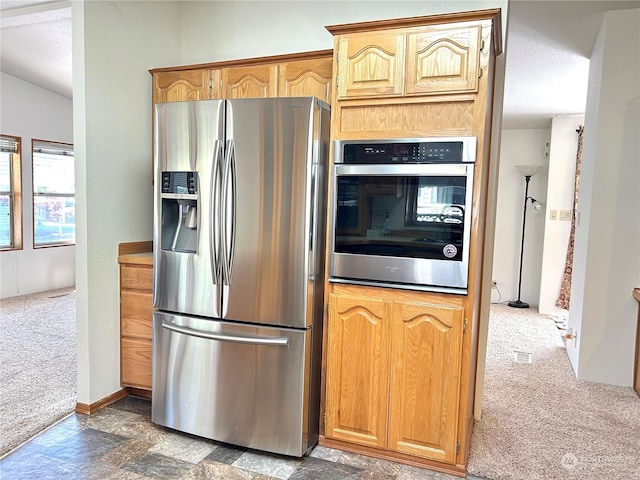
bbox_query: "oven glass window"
[334,175,467,261]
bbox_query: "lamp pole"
[509,174,532,308]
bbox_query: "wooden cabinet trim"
[150,49,333,75]
[118,241,152,257]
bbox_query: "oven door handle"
[333,163,470,176]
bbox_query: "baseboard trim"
[75,389,129,415]
[127,387,152,399]
[318,436,466,478]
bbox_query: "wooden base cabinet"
[324,287,465,465]
[325,294,392,449]
[118,242,153,392]
[388,300,463,464]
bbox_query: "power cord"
[491,282,503,304]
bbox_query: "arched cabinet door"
[221,64,277,99]
[324,293,392,448]
[153,69,212,103]
[336,32,405,99]
[278,58,333,104]
[388,300,464,464]
[406,25,481,95]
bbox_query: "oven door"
[329,163,474,292]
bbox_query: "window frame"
[31,138,75,249]
[0,134,23,251]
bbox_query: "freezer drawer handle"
[162,321,289,347]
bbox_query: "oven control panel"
[336,137,476,164]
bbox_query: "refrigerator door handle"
[210,140,223,285]
[161,320,289,347]
[222,139,237,285]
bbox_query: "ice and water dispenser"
[160,171,198,253]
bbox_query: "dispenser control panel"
[161,171,198,195]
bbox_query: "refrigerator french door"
[152,97,330,457]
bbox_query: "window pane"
[34,196,75,245]
[33,152,74,194]
[0,194,11,247]
[0,152,10,192]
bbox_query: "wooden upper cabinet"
[336,32,405,99]
[325,293,391,449]
[388,301,464,463]
[278,58,333,104]
[406,25,481,95]
[153,69,211,103]
[221,64,278,99]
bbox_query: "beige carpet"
[0,288,77,457]
[468,304,640,480]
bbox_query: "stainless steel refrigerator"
[152,97,330,457]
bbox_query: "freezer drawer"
[152,311,316,457]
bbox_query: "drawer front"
[121,291,153,338]
[121,337,152,390]
[121,264,153,291]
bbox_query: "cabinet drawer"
[121,337,152,390]
[121,290,153,338]
[121,264,153,291]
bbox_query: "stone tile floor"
[0,396,487,480]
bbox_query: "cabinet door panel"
[406,25,481,95]
[121,337,152,389]
[325,294,391,448]
[120,264,153,291]
[388,301,464,463]
[337,32,405,99]
[278,58,333,104]
[222,64,277,99]
[121,290,153,338]
[153,69,211,103]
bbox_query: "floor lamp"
[509,165,543,308]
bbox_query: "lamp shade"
[516,165,542,177]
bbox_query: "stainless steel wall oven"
[329,137,477,293]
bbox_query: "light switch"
[550,209,558,220]
[560,210,572,221]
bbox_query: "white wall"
[73,0,182,405]
[0,73,75,298]
[73,0,507,405]
[538,114,584,316]
[568,8,640,385]
[492,129,550,306]
[180,1,508,63]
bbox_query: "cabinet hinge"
[478,66,484,79]
[480,37,486,52]
[335,75,339,89]
[463,318,468,333]
[456,440,461,454]
[208,79,213,89]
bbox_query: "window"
[0,135,22,250]
[32,139,75,247]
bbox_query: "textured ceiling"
[1,1,639,129]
